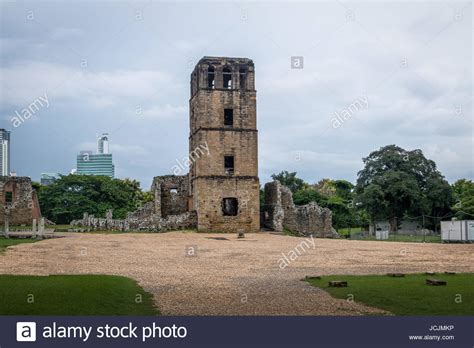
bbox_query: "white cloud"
[137,104,187,120]
[0,61,174,108]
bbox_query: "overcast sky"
[1,1,472,189]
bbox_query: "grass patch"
[0,236,40,253]
[283,227,298,236]
[358,235,441,243]
[50,224,73,232]
[0,275,159,315]
[337,227,363,236]
[338,228,441,243]
[306,273,473,315]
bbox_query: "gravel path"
[0,232,472,315]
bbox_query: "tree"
[332,180,354,200]
[452,179,474,220]
[271,171,305,193]
[293,188,327,206]
[312,178,336,197]
[355,145,453,232]
[293,179,361,230]
[38,175,148,224]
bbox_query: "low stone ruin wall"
[70,174,197,232]
[70,207,197,232]
[263,180,339,238]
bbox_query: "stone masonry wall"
[263,180,338,238]
[71,174,196,232]
[0,176,41,225]
[152,175,188,217]
[71,209,197,232]
[193,177,260,232]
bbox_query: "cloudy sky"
[1,1,472,189]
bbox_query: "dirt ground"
[0,231,472,315]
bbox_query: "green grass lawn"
[0,236,40,253]
[337,227,441,243]
[306,273,474,315]
[349,234,441,243]
[337,227,363,236]
[0,275,159,315]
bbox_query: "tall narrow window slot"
[224,155,234,175]
[224,108,233,126]
[222,198,238,216]
[5,191,13,205]
[239,68,246,89]
[223,67,232,89]
[207,66,215,89]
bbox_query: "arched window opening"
[223,67,232,89]
[239,68,246,89]
[207,66,215,89]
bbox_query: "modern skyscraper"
[97,133,109,154]
[77,151,115,178]
[76,133,115,178]
[0,129,11,176]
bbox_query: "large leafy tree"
[452,179,474,220]
[355,145,453,231]
[271,171,306,193]
[38,175,149,224]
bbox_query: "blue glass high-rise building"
[76,134,115,178]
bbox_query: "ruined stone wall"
[152,175,188,217]
[0,176,41,225]
[263,180,338,238]
[190,130,258,177]
[193,177,260,232]
[263,181,284,232]
[70,175,196,232]
[71,209,197,232]
[190,56,255,98]
[190,90,257,132]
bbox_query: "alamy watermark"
[331,94,369,129]
[172,142,210,175]
[278,236,315,270]
[10,93,50,128]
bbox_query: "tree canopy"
[272,173,365,230]
[354,145,453,230]
[452,179,474,220]
[38,175,151,224]
[271,171,305,193]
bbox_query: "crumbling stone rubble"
[263,180,339,238]
[70,175,197,232]
[0,176,41,225]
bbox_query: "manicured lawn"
[0,236,39,253]
[0,275,159,315]
[337,227,363,236]
[306,273,474,315]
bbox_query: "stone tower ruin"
[71,56,335,236]
[188,57,260,232]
